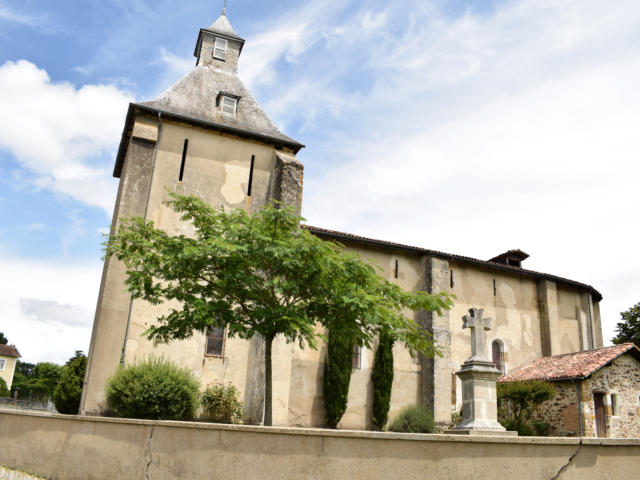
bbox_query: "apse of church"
[81,11,604,429]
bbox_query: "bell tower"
[81,11,304,415]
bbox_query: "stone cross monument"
[452,308,515,435]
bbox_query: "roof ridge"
[303,224,602,301]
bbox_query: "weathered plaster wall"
[0,355,17,390]
[581,354,640,438]
[82,115,299,419]
[2,411,639,480]
[285,247,425,429]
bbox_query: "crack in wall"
[549,439,582,480]
[145,427,155,480]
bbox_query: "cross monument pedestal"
[450,308,516,436]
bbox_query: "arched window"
[492,340,504,374]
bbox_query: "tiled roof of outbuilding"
[499,343,640,382]
[303,225,603,301]
[0,344,21,358]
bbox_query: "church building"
[80,12,604,430]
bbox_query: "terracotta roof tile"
[499,343,640,382]
[0,344,21,358]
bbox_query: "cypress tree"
[372,329,394,430]
[323,330,354,428]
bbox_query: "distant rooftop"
[499,343,640,382]
[0,344,21,358]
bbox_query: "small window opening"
[0,359,5,370]
[213,37,228,60]
[206,326,226,356]
[221,95,237,115]
[394,259,399,279]
[492,340,505,374]
[179,139,188,181]
[451,373,457,406]
[493,278,497,296]
[352,345,361,370]
[450,269,454,288]
[611,394,618,415]
[247,155,255,196]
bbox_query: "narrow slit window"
[352,345,361,370]
[492,340,504,374]
[247,155,255,196]
[450,269,454,288]
[213,37,228,60]
[394,259,399,278]
[611,394,618,415]
[221,96,237,115]
[179,139,188,181]
[493,278,497,296]
[206,326,226,356]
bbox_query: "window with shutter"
[213,37,228,60]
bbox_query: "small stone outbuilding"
[500,343,640,438]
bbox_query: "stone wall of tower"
[197,33,242,73]
[82,113,304,417]
[81,117,159,413]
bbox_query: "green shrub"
[323,330,354,428]
[0,377,9,397]
[497,380,556,436]
[200,383,243,423]
[54,351,87,414]
[106,358,199,420]
[371,329,394,430]
[388,405,435,433]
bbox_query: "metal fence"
[0,396,55,412]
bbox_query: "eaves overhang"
[113,103,305,178]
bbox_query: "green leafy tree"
[12,361,63,401]
[323,330,355,428]
[497,380,556,436]
[612,302,640,348]
[54,351,87,414]
[106,192,453,426]
[371,329,394,430]
[0,378,9,397]
[0,332,7,344]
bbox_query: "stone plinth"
[452,359,515,435]
[450,308,516,436]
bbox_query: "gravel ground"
[0,466,46,480]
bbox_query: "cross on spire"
[222,0,227,15]
[462,308,493,361]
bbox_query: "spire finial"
[222,0,227,16]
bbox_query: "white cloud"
[0,60,133,215]
[0,256,101,364]
[0,5,39,27]
[20,298,92,328]
[233,0,640,345]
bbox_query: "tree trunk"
[263,333,275,426]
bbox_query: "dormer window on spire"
[217,92,240,115]
[213,37,228,60]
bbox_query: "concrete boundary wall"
[1,411,639,480]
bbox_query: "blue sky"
[1,0,640,363]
